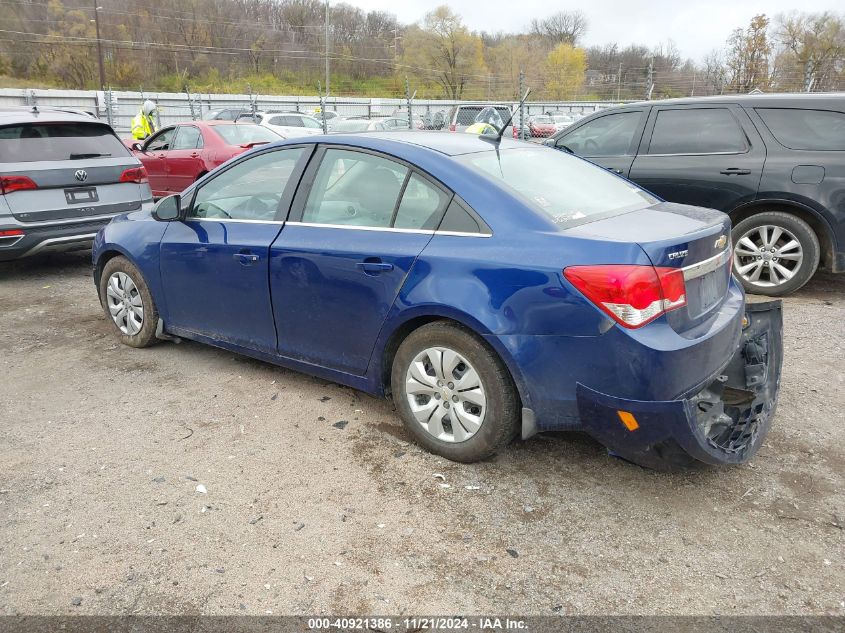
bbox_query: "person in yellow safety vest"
[465,106,504,136]
[131,100,158,140]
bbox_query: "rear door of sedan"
[270,146,452,374]
[164,124,204,194]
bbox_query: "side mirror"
[153,194,182,221]
[131,142,143,152]
[543,138,556,148]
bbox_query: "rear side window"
[648,108,748,155]
[0,122,130,163]
[213,124,279,145]
[756,108,845,151]
[455,107,482,126]
[439,200,488,234]
[172,126,202,150]
[393,174,450,230]
[303,149,408,227]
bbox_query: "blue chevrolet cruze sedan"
[92,132,783,470]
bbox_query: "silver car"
[0,106,152,261]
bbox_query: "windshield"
[456,147,658,227]
[0,122,130,163]
[300,117,323,129]
[213,124,280,145]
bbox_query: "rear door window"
[302,149,408,228]
[0,122,131,162]
[755,108,845,151]
[648,108,748,155]
[559,111,643,157]
[172,126,202,150]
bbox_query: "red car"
[528,115,557,138]
[128,121,281,198]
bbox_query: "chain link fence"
[0,87,622,137]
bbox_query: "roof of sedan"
[322,131,527,156]
[0,105,102,125]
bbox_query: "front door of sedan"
[159,147,310,352]
[141,127,176,197]
[164,125,204,194]
[553,108,648,178]
[628,105,765,212]
[270,147,452,375]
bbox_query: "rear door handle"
[356,261,394,273]
[720,168,751,175]
[190,152,200,157]
[233,253,259,264]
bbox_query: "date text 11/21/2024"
[307,617,528,630]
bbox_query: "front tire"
[731,211,819,296]
[391,322,519,463]
[99,256,159,348]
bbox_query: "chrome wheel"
[734,225,804,288]
[105,272,144,335]
[405,347,486,443]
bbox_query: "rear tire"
[99,256,159,348]
[731,211,819,296]
[391,321,519,463]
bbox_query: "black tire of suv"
[731,211,820,297]
[99,256,160,348]
[391,321,520,463]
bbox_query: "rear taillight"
[119,166,148,184]
[0,229,24,237]
[0,175,38,195]
[563,264,687,329]
[449,123,456,132]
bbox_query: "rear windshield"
[457,147,658,227]
[0,122,130,163]
[755,108,845,151]
[212,124,280,145]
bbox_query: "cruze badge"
[668,249,688,260]
[714,235,728,249]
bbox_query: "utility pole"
[324,0,330,98]
[318,81,327,134]
[804,60,815,92]
[690,71,697,97]
[518,70,526,141]
[92,0,106,92]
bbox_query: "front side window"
[190,148,303,221]
[756,108,845,151]
[172,126,202,150]
[559,111,642,157]
[457,147,657,228]
[301,117,322,129]
[648,108,748,155]
[146,128,176,152]
[302,149,408,227]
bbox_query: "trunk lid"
[566,202,734,332]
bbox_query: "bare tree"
[529,11,588,46]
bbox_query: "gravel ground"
[0,251,843,616]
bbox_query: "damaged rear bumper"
[575,300,783,470]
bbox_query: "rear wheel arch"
[729,200,835,271]
[378,315,527,408]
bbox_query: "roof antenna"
[485,88,531,145]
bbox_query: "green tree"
[544,43,586,99]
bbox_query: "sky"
[350,0,840,61]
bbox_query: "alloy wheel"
[105,272,144,335]
[734,225,803,288]
[404,346,487,443]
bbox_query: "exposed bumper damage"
[576,300,783,470]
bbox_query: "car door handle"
[190,152,200,157]
[233,253,259,264]
[356,261,394,273]
[720,168,751,175]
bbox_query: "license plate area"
[64,187,99,205]
[698,270,723,312]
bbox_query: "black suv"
[545,94,845,296]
